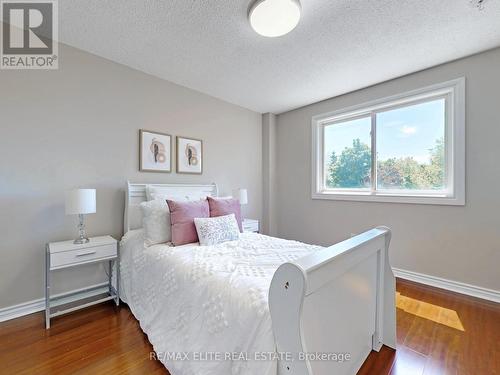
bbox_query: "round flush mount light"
[248,0,301,37]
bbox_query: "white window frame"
[311,78,465,205]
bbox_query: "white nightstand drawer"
[50,243,117,270]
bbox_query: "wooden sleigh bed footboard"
[269,227,396,375]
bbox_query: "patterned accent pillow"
[140,199,171,246]
[194,214,240,246]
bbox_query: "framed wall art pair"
[139,130,203,174]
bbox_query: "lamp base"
[74,237,90,244]
[74,214,90,244]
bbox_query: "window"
[312,78,465,205]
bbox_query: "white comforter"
[119,230,322,375]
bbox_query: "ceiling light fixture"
[248,0,301,37]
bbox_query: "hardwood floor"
[1,279,499,374]
[359,279,500,375]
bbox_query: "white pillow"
[146,185,214,202]
[145,185,157,201]
[150,192,188,202]
[194,214,240,246]
[146,185,178,201]
[140,199,171,246]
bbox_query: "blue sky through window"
[377,99,445,164]
[324,98,445,165]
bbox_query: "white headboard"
[124,181,218,234]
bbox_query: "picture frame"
[176,136,203,174]
[139,129,172,173]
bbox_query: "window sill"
[311,191,464,206]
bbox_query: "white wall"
[274,48,500,292]
[0,43,262,309]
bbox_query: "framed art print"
[139,130,172,173]
[176,136,203,174]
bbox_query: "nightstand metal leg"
[108,260,112,296]
[115,243,120,306]
[45,245,50,329]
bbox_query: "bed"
[119,182,396,375]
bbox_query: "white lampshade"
[65,189,96,215]
[238,188,248,205]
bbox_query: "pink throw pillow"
[166,199,209,246]
[207,196,243,232]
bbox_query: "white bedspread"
[119,230,322,375]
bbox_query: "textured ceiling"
[59,0,500,114]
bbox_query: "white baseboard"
[0,282,109,323]
[393,268,500,304]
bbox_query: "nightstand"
[45,235,119,329]
[242,218,259,233]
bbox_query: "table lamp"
[238,188,248,206]
[65,189,96,244]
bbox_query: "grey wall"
[0,44,262,309]
[274,48,500,292]
[262,113,277,236]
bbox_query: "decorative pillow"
[194,214,240,246]
[146,185,215,202]
[207,196,243,232]
[140,199,171,246]
[146,185,178,201]
[150,192,188,202]
[167,199,210,246]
